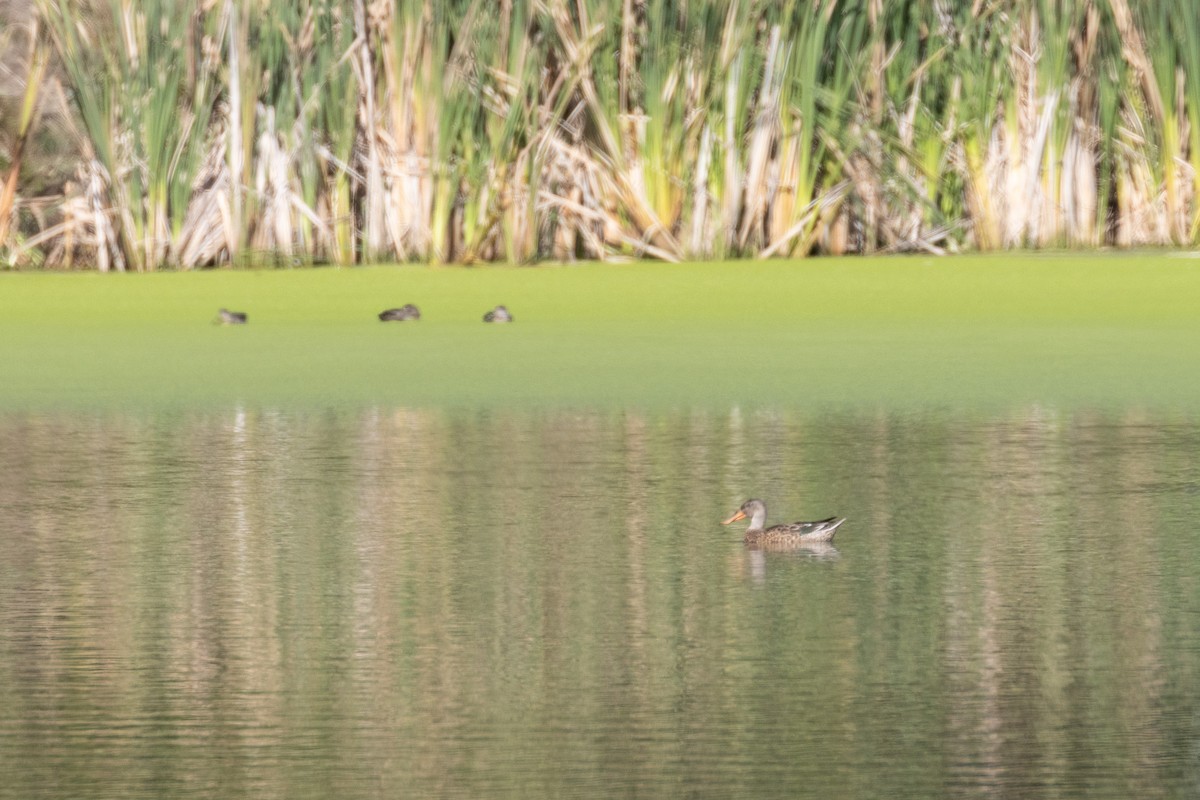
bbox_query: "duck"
[483,305,513,323]
[217,308,247,325]
[379,304,421,322]
[722,499,845,547]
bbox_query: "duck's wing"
[765,516,845,541]
[781,516,839,532]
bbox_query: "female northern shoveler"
[722,499,845,547]
[483,305,513,323]
[218,308,248,325]
[379,304,421,321]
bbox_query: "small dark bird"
[483,305,513,323]
[217,308,247,325]
[379,304,421,322]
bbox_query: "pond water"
[2,406,1199,798]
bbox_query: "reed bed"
[3,0,1200,269]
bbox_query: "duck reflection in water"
[743,542,840,583]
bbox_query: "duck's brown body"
[483,305,513,323]
[379,304,421,321]
[724,499,845,547]
[742,517,844,547]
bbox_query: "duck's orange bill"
[722,510,747,525]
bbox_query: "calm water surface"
[2,406,1200,798]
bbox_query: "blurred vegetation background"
[1,0,1199,270]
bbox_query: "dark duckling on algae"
[483,305,513,323]
[379,304,421,321]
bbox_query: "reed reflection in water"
[1,406,1199,799]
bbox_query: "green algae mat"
[3,254,1200,411]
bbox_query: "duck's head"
[722,499,767,528]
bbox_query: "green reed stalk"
[40,0,216,270]
[950,3,1014,250]
[0,20,47,252]
[1140,1,1185,243]
[1032,0,1083,247]
[1169,0,1200,241]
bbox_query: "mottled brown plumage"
[379,303,421,321]
[722,499,845,547]
[483,305,513,323]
